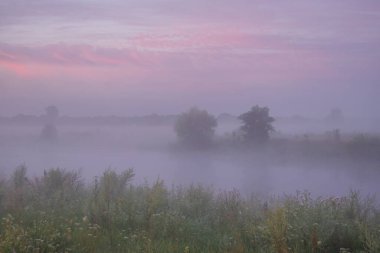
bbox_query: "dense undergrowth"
[0,166,379,253]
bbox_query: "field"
[0,166,379,253]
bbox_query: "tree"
[238,105,274,144]
[326,107,344,123]
[45,105,59,123]
[40,105,59,141]
[174,107,217,147]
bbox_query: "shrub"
[174,107,217,147]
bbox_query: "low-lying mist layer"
[0,166,379,253]
[1,121,380,196]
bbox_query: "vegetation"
[174,107,217,147]
[40,105,59,141]
[0,166,379,253]
[238,105,275,144]
[45,106,59,122]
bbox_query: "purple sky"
[1,0,379,117]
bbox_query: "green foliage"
[88,169,134,235]
[5,165,30,214]
[267,207,289,253]
[239,105,275,144]
[0,167,379,253]
[175,107,217,147]
[32,168,83,214]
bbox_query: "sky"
[0,0,380,117]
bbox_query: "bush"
[174,108,217,147]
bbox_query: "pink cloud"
[0,61,30,76]
[0,43,156,81]
[0,43,144,66]
[0,40,332,86]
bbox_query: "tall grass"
[0,167,379,253]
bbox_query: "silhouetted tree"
[174,107,217,147]
[45,105,59,123]
[41,105,59,141]
[238,105,274,144]
[326,108,344,123]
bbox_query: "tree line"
[38,105,275,145]
[174,105,275,147]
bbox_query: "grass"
[0,166,379,253]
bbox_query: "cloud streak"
[0,39,332,85]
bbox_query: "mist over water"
[1,119,379,199]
